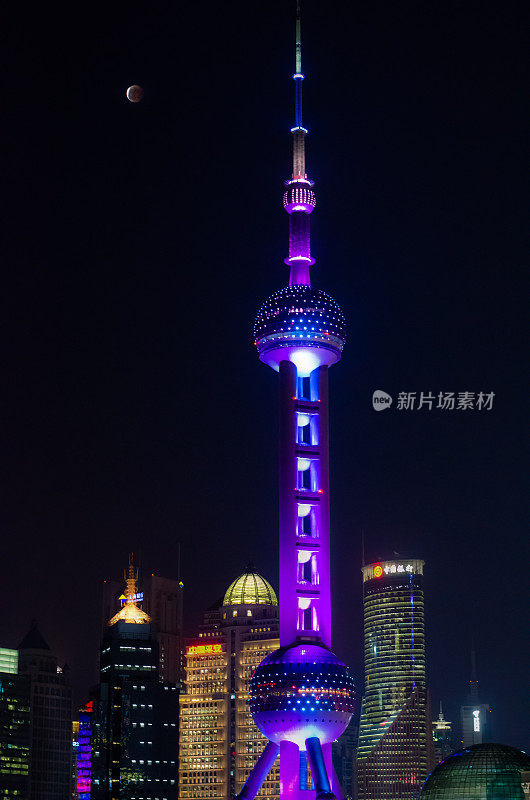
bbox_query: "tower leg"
[233,740,279,800]
[305,737,336,800]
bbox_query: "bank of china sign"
[364,560,424,582]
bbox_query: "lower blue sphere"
[249,642,355,748]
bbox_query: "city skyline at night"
[1,0,527,768]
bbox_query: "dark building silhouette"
[91,560,178,800]
[0,648,31,799]
[356,560,434,799]
[18,623,73,800]
[460,647,491,748]
[332,718,358,800]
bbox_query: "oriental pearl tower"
[235,3,354,799]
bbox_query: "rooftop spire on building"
[469,642,479,700]
[109,554,150,626]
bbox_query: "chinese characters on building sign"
[384,564,413,574]
[187,644,223,656]
[371,563,416,580]
[473,709,480,732]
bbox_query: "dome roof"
[223,571,278,607]
[420,743,530,799]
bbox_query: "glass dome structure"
[420,743,530,800]
[223,570,278,607]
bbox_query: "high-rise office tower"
[76,701,94,800]
[178,569,280,800]
[432,703,453,764]
[356,559,433,799]
[18,623,73,800]
[460,647,490,748]
[91,559,178,799]
[0,647,31,799]
[101,569,183,685]
[236,3,354,798]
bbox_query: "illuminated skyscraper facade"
[178,570,280,800]
[76,701,94,800]
[0,648,30,799]
[236,3,354,798]
[356,560,433,800]
[432,704,453,765]
[91,560,178,800]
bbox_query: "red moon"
[126,85,144,103]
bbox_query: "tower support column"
[279,360,298,646]
[314,365,331,647]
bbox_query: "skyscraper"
[76,701,94,800]
[460,647,490,748]
[432,703,453,765]
[18,622,73,800]
[0,648,30,799]
[101,569,183,685]
[356,559,433,799]
[91,559,178,799]
[236,3,355,798]
[178,569,280,800]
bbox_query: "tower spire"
[469,642,479,700]
[295,0,302,75]
[108,554,150,626]
[284,0,316,286]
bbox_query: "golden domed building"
[179,568,280,800]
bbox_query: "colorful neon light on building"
[76,701,93,800]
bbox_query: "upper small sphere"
[223,571,278,607]
[420,743,530,799]
[254,285,346,374]
[249,641,355,748]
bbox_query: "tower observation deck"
[237,4,354,799]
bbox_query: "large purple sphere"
[253,285,346,374]
[249,642,354,748]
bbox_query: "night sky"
[2,0,528,751]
